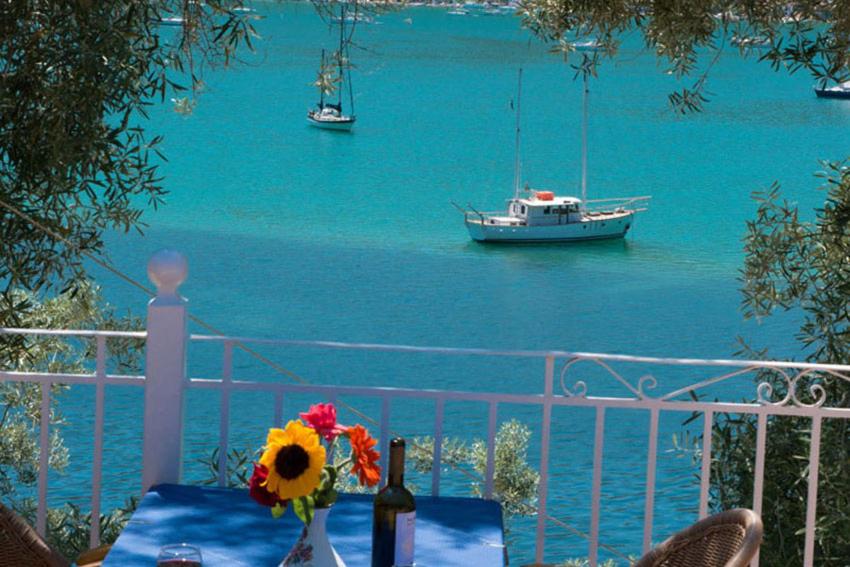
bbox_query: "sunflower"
[348,424,381,487]
[259,420,326,501]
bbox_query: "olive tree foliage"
[408,420,540,517]
[518,0,850,111]
[702,163,850,565]
[0,0,258,346]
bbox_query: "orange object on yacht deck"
[536,191,554,201]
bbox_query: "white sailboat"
[461,69,650,243]
[307,7,356,131]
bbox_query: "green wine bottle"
[371,437,416,567]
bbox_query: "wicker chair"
[633,509,763,567]
[0,500,111,567]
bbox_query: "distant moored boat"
[814,81,850,99]
[307,104,356,131]
[731,34,770,49]
[570,38,601,51]
[156,16,184,26]
[307,7,356,132]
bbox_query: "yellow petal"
[266,427,288,445]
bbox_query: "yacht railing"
[583,195,652,214]
[0,251,846,567]
[457,196,651,223]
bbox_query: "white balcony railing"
[1,250,849,566]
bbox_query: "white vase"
[280,507,346,567]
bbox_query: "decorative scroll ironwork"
[559,357,657,399]
[753,367,850,408]
[559,356,850,409]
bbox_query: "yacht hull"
[815,88,850,99]
[466,212,634,243]
[306,115,355,131]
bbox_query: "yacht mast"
[319,49,326,108]
[347,63,355,114]
[337,4,345,108]
[581,72,588,207]
[513,68,523,201]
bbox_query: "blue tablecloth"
[102,484,506,566]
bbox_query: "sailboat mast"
[338,4,345,108]
[319,49,325,108]
[347,60,355,114]
[513,68,523,201]
[581,72,588,208]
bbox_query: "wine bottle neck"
[388,445,405,486]
[388,470,404,486]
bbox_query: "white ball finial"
[147,249,188,298]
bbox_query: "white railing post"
[535,355,555,565]
[142,250,189,492]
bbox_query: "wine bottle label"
[393,511,416,566]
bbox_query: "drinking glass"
[156,543,203,566]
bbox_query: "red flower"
[348,425,381,487]
[299,403,348,442]
[249,463,288,508]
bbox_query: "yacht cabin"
[506,192,584,226]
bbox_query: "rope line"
[0,196,630,561]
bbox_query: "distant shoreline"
[279,0,520,10]
[394,0,518,7]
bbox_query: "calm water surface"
[51,3,850,563]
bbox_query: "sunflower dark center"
[274,444,310,480]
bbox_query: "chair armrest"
[76,543,111,567]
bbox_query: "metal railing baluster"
[642,407,660,554]
[432,398,445,496]
[534,356,555,564]
[751,412,768,567]
[698,410,714,520]
[218,341,233,487]
[588,406,606,566]
[90,336,107,548]
[37,380,50,537]
[379,396,391,485]
[485,401,498,499]
[803,416,823,567]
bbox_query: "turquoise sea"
[49,3,850,564]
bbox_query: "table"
[102,484,506,566]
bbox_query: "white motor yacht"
[464,191,647,242]
[460,69,650,243]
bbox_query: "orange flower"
[348,424,381,487]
